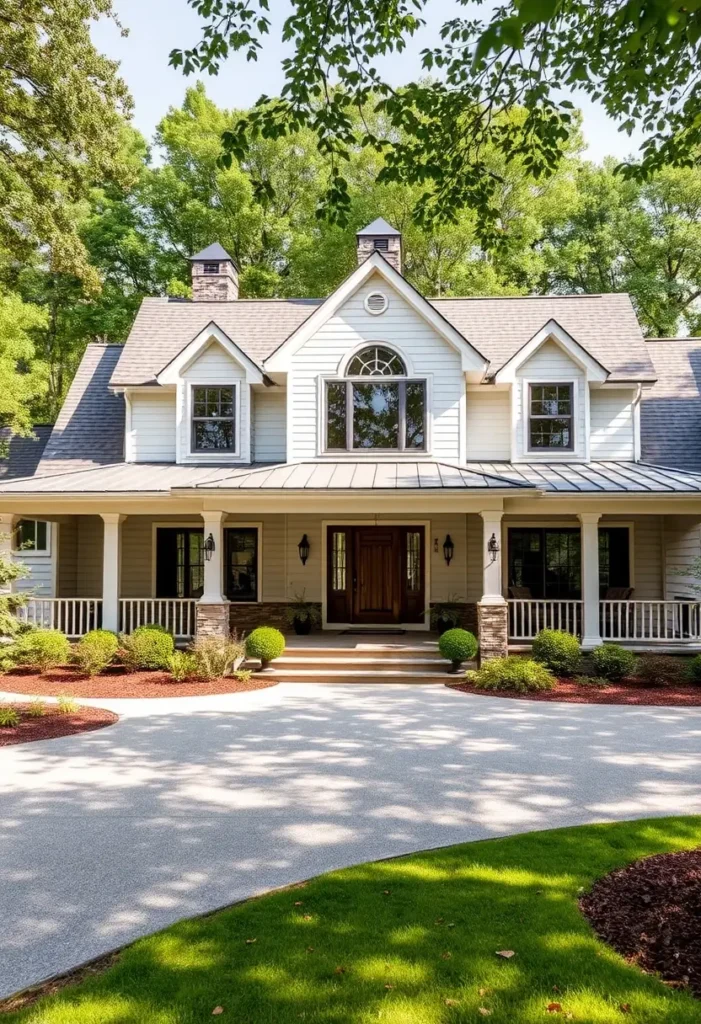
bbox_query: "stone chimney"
[356,218,402,274]
[189,242,239,301]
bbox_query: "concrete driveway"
[2,682,701,999]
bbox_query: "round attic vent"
[364,291,389,315]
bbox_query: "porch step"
[248,643,464,683]
[258,667,454,684]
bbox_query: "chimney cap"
[189,242,237,265]
[356,217,401,237]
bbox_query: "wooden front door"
[326,525,425,625]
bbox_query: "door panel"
[326,525,426,625]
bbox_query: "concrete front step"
[274,656,450,670]
[261,667,454,684]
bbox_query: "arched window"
[346,346,406,376]
[325,346,426,452]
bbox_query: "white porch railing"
[119,599,197,639]
[17,598,103,638]
[508,599,583,640]
[600,600,701,642]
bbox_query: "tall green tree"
[0,0,134,286]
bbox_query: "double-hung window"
[191,386,236,453]
[529,383,573,450]
[15,519,48,553]
[325,345,426,452]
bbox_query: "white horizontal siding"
[178,341,250,463]
[590,389,635,460]
[253,388,286,462]
[515,340,586,460]
[289,275,464,462]
[663,515,701,600]
[466,389,511,460]
[129,391,176,462]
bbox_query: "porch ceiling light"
[487,533,500,563]
[298,534,310,566]
[443,534,455,566]
[204,533,216,561]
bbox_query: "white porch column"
[478,510,507,662]
[201,510,226,603]
[579,511,601,648]
[101,514,125,632]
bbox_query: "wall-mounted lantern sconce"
[298,534,310,565]
[443,534,454,566]
[487,532,500,563]
[204,533,216,561]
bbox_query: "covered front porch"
[5,503,701,653]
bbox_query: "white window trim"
[14,518,51,557]
[185,381,242,461]
[150,520,262,602]
[501,520,635,592]
[513,377,589,462]
[316,372,433,458]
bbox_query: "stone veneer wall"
[191,260,239,301]
[430,602,477,634]
[356,235,402,273]
[196,603,230,638]
[477,601,508,663]
[229,602,323,635]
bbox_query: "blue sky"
[93,0,644,163]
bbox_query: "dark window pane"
[160,528,204,599]
[406,531,421,591]
[326,382,347,449]
[331,531,346,591]
[599,527,630,594]
[530,418,571,448]
[352,382,399,448]
[405,382,425,449]
[226,528,258,601]
[36,521,47,550]
[189,532,204,598]
[194,420,235,451]
[509,528,580,599]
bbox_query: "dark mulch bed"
[0,703,118,746]
[0,666,278,699]
[580,848,701,997]
[449,679,701,706]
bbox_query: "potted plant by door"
[429,595,465,635]
[286,591,322,635]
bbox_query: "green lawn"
[7,818,701,1024]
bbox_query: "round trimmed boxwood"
[438,628,478,672]
[14,628,71,674]
[469,656,556,692]
[590,642,636,682]
[686,654,701,685]
[75,629,119,676]
[532,628,581,676]
[245,627,285,669]
[121,625,174,671]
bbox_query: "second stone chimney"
[356,218,402,274]
[189,242,239,301]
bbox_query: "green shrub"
[0,704,20,726]
[14,629,70,674]
[57,695,79,714]
[190,636,244,680]
[686,655,701,685]
[167,651,199,682]
[120,626,174,670]
[245,627,285,669]
[74,629,118,676]
[532,629,581,676]
[590,643,636,682]
[438,628,478,670]
[468,656,555,692]
[27,699,45,717]
[234,668,252,683]
[573,674,609,689]
[634,654,685,687]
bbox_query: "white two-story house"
[2,217,701,658]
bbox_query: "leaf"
[496,950,516,958]
[478,1009,492,1017]
[306,946,315,953]
[212,1009,224,1017]
[334,966,347,974]
[384,983,395,990]
[517,0,559,22]
[445,998,460,1006]
[441,951,453,960]
[620,1006,632,1014]
[245,938,257,945]
[294,900,304,906]
[547,1004,563,1014]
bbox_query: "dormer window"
[325,345,426,452]
[203,262,220,275]
[191,386,236,452]
[529,383,573,449]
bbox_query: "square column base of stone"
[477,600,508,663]
[196,602,231,639]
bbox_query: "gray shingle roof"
[38,344,125,473]
[465,461,701,492]
[357,218,401,236]
[0,426,52,479]
[642,338,701,472]
[432,293,655,382]
[111,297,320,386]
[112,291,656,387]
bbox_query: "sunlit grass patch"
[4,817,701,1023]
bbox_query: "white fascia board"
[493,319,609,383]
[263,252,488,374]
[157,322,264,385]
